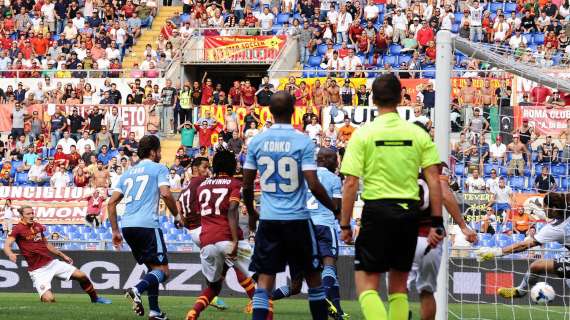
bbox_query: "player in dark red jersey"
[408,122,476,320]
[185,149,256,320]
[3,206,111,304]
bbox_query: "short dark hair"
[269,91,295,118]
[191,156,209,168]
[212,149,237,176]
[137,135,161,159]
[371,74,402,107]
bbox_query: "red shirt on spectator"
[68,152,81,168]
[195,123,216,147]
[0,36,11,50]
[74,174,90,187]
[425,46,436,60]
[122,3,136,17]
[45,162,55,177]
[375,33,389,52]
[416,26,434,47]
[9,222,53,272]
[241,86,255,106]
[229,86,242,106]
[349,24,364,42]
[91,46,105,60]
[161,23,174,39]
[31,37,49,56]
[531,86,552,104]
[54,151,69,167]
[338,47,350,58]
[3,17,15,32]
[245,13,258,26]
[20,43,33,59]
[201,84,214,105]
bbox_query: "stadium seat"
[383,55,398,66]
[484,164,500,176]
[536,222,545,231]
[276,13,290,25]
[317,43,328,56]
[454,12,463,22]
[509,176,526,190]
[389,44,402,55]
[478,233,492,242]
[511,233,525,242]
[533,33,545,45]
[504,2,517,13]
[560,177,569,191]
[422,66,436,79]
[454,163,465,176]
[398,54,412,65]
[552,164,567,177]
[489,2,503,13]
[451,24,460,34]
[522,33,533,45]
[528,43,538,52]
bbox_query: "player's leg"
[145,263,170,320]
[355,271,387,320]
[272,276,303,300]
[415,239,442,320]
[318,224,345,318]
[234,240,256,300]
[249,221,286,320]
[68,268,112,304]
[499,259,556,298]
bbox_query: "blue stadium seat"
[528,43,538,52]
[383,55,398,66]
[454,12,463,22]
[509,176,525,190]
[480,238,496,247]
[484,164,500,176]
[389,44,402,55]
[422,66,436,79]
[522,33,533,45]
[307,55,322,66]
[317,43,328,56]
[560,177,569,191]
[497,238,513,247]
[533,32,545,45]
[276,13,290,25]
[166,234,178,242]
[478,233,492,242]
[511,233,525,242]
[451,23,460,33]
[552,164,567,177]
[489,2,503,13]
[553,53,563,65]
[455,163,465,176]
[504,2,517,13]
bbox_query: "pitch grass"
[0,293,567,320]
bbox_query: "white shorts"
[190,226,202,247]
[29,260,77,297]
[407,237,442,294]
[534,220,570,245]
[200,240,252,283]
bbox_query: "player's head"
[317,147,338,173]
[17,205,34,225]
[191,156,210,177]
[138,135,161,162]
[543,192,570,220]
[371,74,402,108]
[269,90,295,123]
[212,149,237,177]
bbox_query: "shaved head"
[269,90,295,122]
[317,148,338,172]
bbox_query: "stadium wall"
[0,252,566,304]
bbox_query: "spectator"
[467,0,484,42]
[244,121,260,145]
[29,157,48,185]
[510,208,530,235]
[11,102,30,139]
[534,166,557,193]
[481,207,498,234]
[122,132,139,157]
[96,126,115,151]
[85,189,104,228]
[538,135,557,163]
[105,106,122,148]
[50,165,70,188]
[195,120,216,149]
[507,134,531,176]
[485,169,500,193]
[73,165,90,188]
[57,131,77,155]
[488,177,513,215]
[2,199,16,235]
[161,79,178,134]
[305,115,323,140]
[68,108,86,141]
[77,131,96,156]
[168,168,182,189]
[464,168,486,193]
[337,117,355,143]
[91,160,110,188]
[489,136,507,164]
[227,131,244,155]
[97,145,114,165]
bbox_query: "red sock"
[80,281,98,302]
[235,269,256,299]
[266,299,274,320]
[192,287,218,316]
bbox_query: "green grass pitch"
[0,293,567,320]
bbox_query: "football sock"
[271,286,291,300]
[80,280,98,302]
[191,286,218,316]
[308,287,328,320]
[267,299,274,320]
[135,269,165,294]
[147,282,160,314]
[359,290,387,320]
[388,293,409,320]
[517,271,539,294]
[322,265,343,314]
[235,270,256,299]
[252,288,270,320]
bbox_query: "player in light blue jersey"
[242,91,338,320]
[107,135,180,320]
[271,148,349,320]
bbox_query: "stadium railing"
[0,69,166,78]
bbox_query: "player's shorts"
[201,240,252,283]
[407,236,442,294]
[122,227,168,266]
[355,199,419,273]
[250,219,321,277]
[314,224,339,259]
[554,255,570,278]
[189,226,202,247]
[29,260,76,297]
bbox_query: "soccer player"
[271,148,349,319]
[107,135,180,320]
[408,122,477,320]
[339,74,444,320]
[476,192,570,299]
[186,149,255,320]
[3,205,111,305]
[177,156,255,312]
[243,91,338,320]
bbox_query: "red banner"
[204,36,287,62]
[0,104,150,139]
[514,105,570,136]
[0,187,106,224]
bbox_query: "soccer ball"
[530,282,555,304]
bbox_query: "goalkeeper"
[476,192,570,298]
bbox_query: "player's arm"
[160,185,179,218]
[107,190,124,248]
[3,236,18,263]
[442,178,476,243]
[227,200,240,259]
[305,170,336,213]
[174,200,184,229]
[242,168,258,233]
[476,237,539,262]
[46,241,73,264]
[424,164,444,247]
[340,174,359,243]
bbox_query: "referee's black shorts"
[355,199,419,273]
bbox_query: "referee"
[339,74,444,320]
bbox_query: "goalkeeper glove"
[475,247,503,262]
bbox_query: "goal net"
[438,33,570,320]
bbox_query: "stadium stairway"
[123,5,183,69]
[160,134,184,167]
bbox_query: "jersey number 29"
[258,156,299,192]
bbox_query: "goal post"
[434,30,453,320]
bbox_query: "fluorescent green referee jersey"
[340,112,440,201]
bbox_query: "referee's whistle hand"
[427,228,444,248]
[340,229,353,245]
